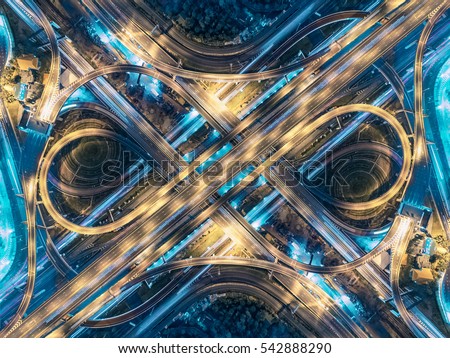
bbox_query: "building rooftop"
[60,69,78,88]
[42,72,50,86]
[401,253,409,266]
[422,237,436,255]
[373,251,391,270]
[16,54,40,71]
[411,268,434,285]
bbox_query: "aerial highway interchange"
[0,0,449,338]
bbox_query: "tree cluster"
[77,19,103,48]
[152,0,290,43]
[160,294,300,338]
